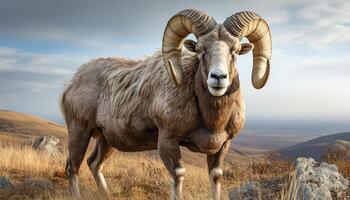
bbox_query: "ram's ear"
[183,39,197,53]
[239,43,254,55]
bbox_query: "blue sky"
[0,0,349,123]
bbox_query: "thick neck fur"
[194,66,240,133]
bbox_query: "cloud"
[272,0,350,48]
[17,81,59,93]
[244,77,350,121]
[0,47,88,93]
[264,10,290,25]
[296,1,350,26]
[0,71,63,94]
[0,47,86,75]
[271,48,350,80]
[0,0,291,50]
[1,0,348,51]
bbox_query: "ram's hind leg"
[65,122,94,198]
[87,136,114,197]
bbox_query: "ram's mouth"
[211,86,224,90]
[208,86,227,97]
[208,84,227,91]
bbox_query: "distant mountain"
[277,132,350,161]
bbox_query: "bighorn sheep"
[61,9,271,200]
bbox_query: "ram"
[61,9,272,200]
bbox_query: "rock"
[295,157,349,200]
[229,181,260,200]
[22,178,54,190]
[0,176,14,189]
[32,136,60,156]
[229,157,349,200]
[229,176,288,200]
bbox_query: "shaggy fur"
[61,25,246,199]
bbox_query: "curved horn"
[162,9,216,86]
[223,11,272,89]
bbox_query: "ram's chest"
[179,110,244,154]
[150,94,200,135]
[183,128,228,154]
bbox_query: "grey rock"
[22,178,54,190]
[229,157,349,200]
[229,176,288,200]
[229,181,260,200]
[295,157,349,200]
[32,136,60,156]
[0,176,14,189]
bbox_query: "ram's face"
[184,25,254,97]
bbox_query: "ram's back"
[60,57,142,127]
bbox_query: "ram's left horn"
[224,11,272,89]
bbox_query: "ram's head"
[162,9,271,96]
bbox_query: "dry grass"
[324,148,350,180]
[0,140,348,200]
[0,142,212,200]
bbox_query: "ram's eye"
[231,48,240,55]
[195,43,206,54]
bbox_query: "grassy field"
[0,110,349,199]
[0,142,349,200]
[0,140,297,200]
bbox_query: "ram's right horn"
[162,9,217,86]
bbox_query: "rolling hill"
[0,109,67,145]
[0,109,265,166]
[3,109,349,164]
[277,132,350,160]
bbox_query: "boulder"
[229,176,288,200]
[32,136,60,156]
[229,157,349,200]
[22,178,54,190]
[295,157,349,200]
[229,181,260,200]
[0,176,14,189]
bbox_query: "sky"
[0,0,349,123]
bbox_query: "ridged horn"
[224,11,272,89]
[162,9,216,86]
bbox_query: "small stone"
[229,181,260,200]
[0,176,14,189]
[32,136,60,156]
[22,178,54,190]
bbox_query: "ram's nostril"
[210,73,219,79]
[210,73,227,80]
[220,74,227,79]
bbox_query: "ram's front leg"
[158,131,185,200]
[207,140,231,200]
